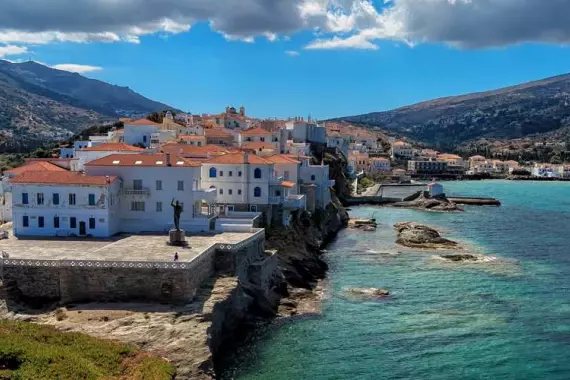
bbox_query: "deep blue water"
[236,181,570,380]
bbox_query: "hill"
[335,73,570,150]
[0,60,178,152]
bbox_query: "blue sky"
[1,1,570,119]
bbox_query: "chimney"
[166,153,172,167]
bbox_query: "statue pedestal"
[168,229,188,247]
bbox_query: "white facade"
[299,159,334,208]
[0,177,12,222]
[124,122,161,147]
[288,122,326,144]
[391,142,414,160]
[86,160,216,233]
[11,180,121,238]
[369,158,391,173]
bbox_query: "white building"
[86,153,217,233]
[326,132,351,157]
[10,171,121,238]
[287,120,326,144]
[391,141,414,160]
[298,157,334,210]
[123,119,162,147]
[369,157,391,173]
[74,142,146,170]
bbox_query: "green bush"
[0,320,174,379]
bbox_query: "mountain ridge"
[334,72,570,150]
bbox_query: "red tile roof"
[5,161,68,176]
[205,128,234,138]
[86,153,202,167]
[179,135,206,141]
[266,155,301,164]
[204,152,272,165]
[78,142,145,152]
[241,142,278,150]
[161,143,231,158]
[280,181,296,188]
[241,127,273,136]
[125,118,161,126]
[10,171,118,186]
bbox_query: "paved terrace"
[1,232,256,263]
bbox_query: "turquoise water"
[236,181,570,380]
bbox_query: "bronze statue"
[171,199,183,231]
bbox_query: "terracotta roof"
[437,154,462,161]
[179,135,206,141]
[5,161,67,176]
[241,127,273,136]
[10,171,117,186]
[284,154,311,160]
[205,128,234,138]
[86,153,201,167]
[125,118,161,126]
[161,143,231,158]
[280,181,296,188]
[469,155,486,160]
[78,142,145,152]
[392,141,410,147]
[204,152,272,165]
[266,155,301,164]
[242,142,278,150]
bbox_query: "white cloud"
[51,64,103,73]
[0,0,569,50]
[305,34,378,50]
[0,44,28,57]
[285,50,300,56]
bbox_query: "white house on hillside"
[123,119,162,147]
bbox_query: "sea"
[234,181,570,380]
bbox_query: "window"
[70,217,77,229]
[37,193,44,205]
[69,193,76,205]
[23,215,29,227]
[220,171,224,177]
[38,216,44,228]
[53,216,60,228]
[229,189,233,195]
[238,171,242,177]
[22,193,29,205]
[284,171,290,180]
[131,201,145,211]
[219,189,224,195]
[88,194,96,206]
[156,180,163,191]
[143,135,147,143]
[89,218,96,229]
[238,189,242,195]
[275,190,281,196]
[254,187,261,197]
[156,202,163,212]
[254,168,262,179]
[178,180,184,191]
[209,167,217,178]
[260,137,265,142]
[311,175,316,181]
[53,193,59,205]
[133,180,143,190]
[229,171,233,177]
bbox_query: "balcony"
[283,194,306,209]
[269,196,281,205]
[121,187,150,196]
[327,179,336,187]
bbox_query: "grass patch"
[0,320,174,379]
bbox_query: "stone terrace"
[0,233,255,263]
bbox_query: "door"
[79,221,86,236]
[250,205,257,212]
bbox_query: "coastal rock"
[393,191,461,212]
[436,254,497,263]
[344,287,390,298]
[394,222,459,249]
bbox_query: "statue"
[171,199,183,231]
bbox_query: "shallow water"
[236,181,570,380]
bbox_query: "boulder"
[394,222,459,249]
[344,287,390,298]
[393,192,461,212]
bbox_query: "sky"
[1,0,570,119]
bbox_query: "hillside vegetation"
[0,320,174,379]
[337,73,570,150]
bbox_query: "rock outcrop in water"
[393,192,461,212]
[344,287,390,299]
[394,222,459,249]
